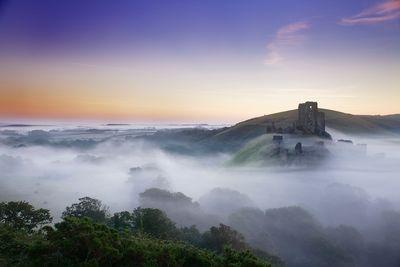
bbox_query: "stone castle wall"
[297,101,325,135]
[265,101,329,138]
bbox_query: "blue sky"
[0,0,399,122]
[2,1,398,58]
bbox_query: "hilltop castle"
[266,101,330,138]
[297,101,325,135]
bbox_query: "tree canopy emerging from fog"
[131,207,180,239]
[109,207,180,240]
[140,188,199,208]
[202,224,247,253]
[6,190,400,267]
[0,201,52,232]
[0,199,272,267]
[62,196,109,223]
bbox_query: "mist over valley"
[1,105,400,266]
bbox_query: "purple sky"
[0,0,399,122]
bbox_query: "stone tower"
[297,101,325,135]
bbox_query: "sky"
[0,0,399,123]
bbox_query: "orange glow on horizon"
[1,57,399,123]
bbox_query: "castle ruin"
[266,101,329,138]
[297,101,325,135]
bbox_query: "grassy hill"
[141,109,400,154]
[205,109,400,152]
[228,133,329,166]
[219,109,400,165]
[214,109,400,141]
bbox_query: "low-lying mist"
[1,125,400,266]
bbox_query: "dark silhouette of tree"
[0,201,52,232]
[202,223,247,253]
[1,211,271,266]
[108,211,135,232]
[180,225,203,247]
[45,217,124,265]
[108,208,180,239]
[62,197,109,223]
[131,207,179,239]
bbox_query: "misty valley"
[1,103,400,266]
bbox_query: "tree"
[37,217,270,266]
[62,197,109,223]
[46,217,124,265]
[202,224,247,253]
[222,247,271,267]
[0,201,52,232]
[179,225,203,247]
[0,201,272,267]
[108,211,135,232]
[131,207,179,239]
[108,208,180,239]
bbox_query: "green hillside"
[141,109,400,155]
[324,109,400,134]
[215,109,400,142]
[228,134,328,166]
[219,109,400,165]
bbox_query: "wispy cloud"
[265,21,311,65]
[340,0,400,25]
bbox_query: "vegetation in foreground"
[0,198,277,266]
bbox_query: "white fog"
[1,125,399,226]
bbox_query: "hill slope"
[141,109,400,154]
[214,109,400,141]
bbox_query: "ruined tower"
[297,101,325,135]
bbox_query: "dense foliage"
[108,207,180,240]
[202,224,247,253]
[0,201,52,232]
[62,196,109,223]
[0,199,273,267]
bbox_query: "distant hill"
[213,109,400,142]
[141,109,400,154]
[219,109,400,165]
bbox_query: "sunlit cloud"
[265,21,311,65]
[340,0,400,25]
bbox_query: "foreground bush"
[0,215,271,266]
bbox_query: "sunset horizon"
[1,0,399,122]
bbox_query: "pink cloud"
[277,21,310,38]
[265,21,311,65]
[340,0,400,25]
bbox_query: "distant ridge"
[209,109,400,148]
[0,124,53,127]
[232,109,400,133]
[140,108,400,154]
